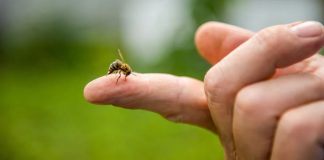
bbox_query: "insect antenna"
[118,49,126,62]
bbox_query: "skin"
[84,21,324,160]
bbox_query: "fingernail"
[290,21,323,37]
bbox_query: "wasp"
[107,49,133,84]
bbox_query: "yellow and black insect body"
[107,50,133,84]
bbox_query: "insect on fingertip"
[107,49,134,84]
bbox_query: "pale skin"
[84,21,324,160]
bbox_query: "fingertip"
[84,75,124,104]
[195,22,224,64]
[83,76,109,104]
[83,74,145,105]
[195,21,253,64]
[83,86,97,104]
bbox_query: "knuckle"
[163,112,184,123]
[310,75,324,93]
[204,66,228,96]
[278,110,319,139]
[235,86,265,117]
[254,25,298,58]
[254,27,282,51]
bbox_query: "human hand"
[84,21,324,160]
[197,21,324,160]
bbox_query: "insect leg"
[116,71,122,84]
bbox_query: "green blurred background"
[0,0,323,160]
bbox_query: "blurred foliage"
[2,15,118,72]
[146,0,226,79]
[0,0,228,160]
[4,17,82,69]
[191,0,226,27]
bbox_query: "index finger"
[84,73,216,132]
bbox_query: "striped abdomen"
[107,60,122,74]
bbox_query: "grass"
[0,67,224,160]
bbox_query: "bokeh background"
[0,0,323,159]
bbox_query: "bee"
[107,49,133,84]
